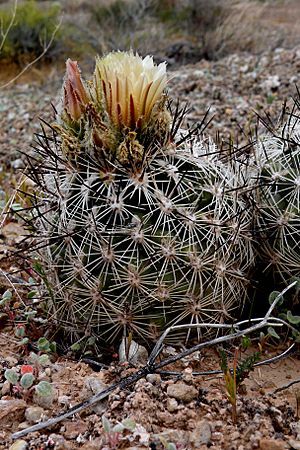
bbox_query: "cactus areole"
[26,52,255,351]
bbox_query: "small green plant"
[102,415,136,448]
[219,346,260,423]
[159,436,178,450]
[4,364,53,401]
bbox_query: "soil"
[0,331,300,449]
[1,40,300,450]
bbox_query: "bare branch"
[273,377,300,394]
[0,15,62,89]
[0,0,17,54]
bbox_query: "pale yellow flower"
[94,51,167,129]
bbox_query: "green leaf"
[70,342,81,352]
[35,381,53,397]
[37,337,50,352]
[18,337,29,346]
[20,373,34,389]
[268,290,284,306]
[4,368,19,385]
[241,335,251,350]
[267,327,280,340]
[112,423,125,433]
[290,276,300,292]
[121,417,136,431]
[166,443,177,450]
[287,310,300,325]
[24,310,37,318]
[292,330,300,343]
[27,290,37,299]
[49,341,57,353]
[33,262,45,276]
[29,352,39,363]
[15,325,26,338]
[102,415,111,433]
[2,290,12,301]
[38,354,50,366]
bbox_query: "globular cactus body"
[26,52,255,348]
[255,109,300,284]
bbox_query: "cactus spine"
[255,101,300,284]
[25,52,255,349]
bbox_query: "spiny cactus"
[255,98,300,284]
[23,52,255,350]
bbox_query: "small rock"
[118,338,148,367]
[25,406,45,424]
[58,395,71,407]
[154,429,188,447]
[45,367,52,376]
[5,356,18,367]
[289,440,300,450]
[260,75,280,93]
[11,158,24,169]
[146,374,161,384]
[167,397,178,412]
[8,440,28,450]
[63,420,88,439]
[231,431,240,440]
[17,422,30,430]
[291,421,300,439]
[48,434,67,450]
[0,399,26,429]
[258,438,286,450]
[214,420,223,431]
[82,376,108,415]
[189,420,212,446]
[80,438,103,450]
[167,383,198,402]
[1,380,11,396]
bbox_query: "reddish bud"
[21,365,34,375]
[64,59,89,121]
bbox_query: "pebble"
[231,431,240,440]
[189,420,212,446]
[58,395,71,407]
[1,380,11,396]
[5,356,18,367]
[258,438,286,450]
[25,406,45,424]
[154,429,188,446]
[8,441,28,450]
[81,376,108,415]
[166,383,198,402]
[118,338,148,367]
[0,399,26,429]
[146,373,161,384]
[289,440,300,450]
[291,421,300,439]
[63,420,89,439]
[48,434,67,450]
[166,397,178,412]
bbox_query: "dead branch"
[0,16,62,89]
[0,0,17,54]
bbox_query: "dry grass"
[1,0,300,72]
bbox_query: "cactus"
[24,52,255,350]
[255,99,300,285]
